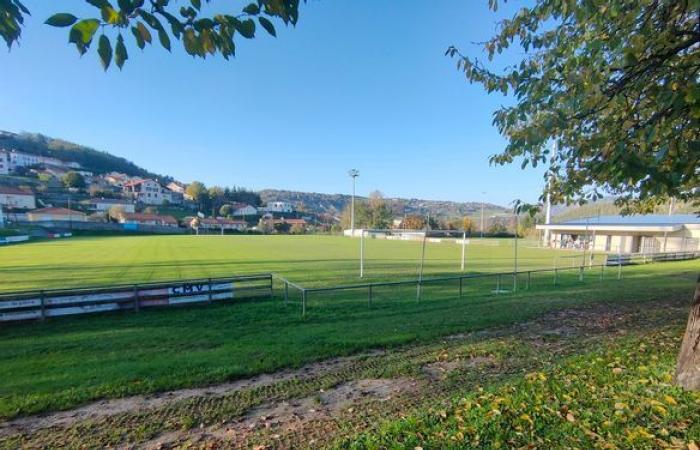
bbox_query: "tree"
[219,204,232,217]
[367,191,393,229]
[402,215,425,230]
[62,171,86,189]
[451,0,699,389]
[108,205,124,222]
[1,1,302,70]
[186,181,209,210]
[290,223,305,234]
[462,217,475,234]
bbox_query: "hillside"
[552,198,694,223]
[259,189,507,218]
[0,131,168,180]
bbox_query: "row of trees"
[185,181,262,215]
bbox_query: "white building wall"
[0,193,36,209]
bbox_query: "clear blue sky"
[0,0,544,207]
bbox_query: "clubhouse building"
[536,214,700,254]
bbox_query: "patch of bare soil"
[140,378,419,449]
[0,349,385,437]
[422,356,495,381]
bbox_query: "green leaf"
[97,34,112,70]
[258,17,276,37]
[183,28,199,55]
[191,0,201,11]
[114,33,128,69]
[45,13,78,27]
[68,19,100,54]
[159,11,184,37]
[131,26,145,49]
[86,0,112,9]
[157,28,171,51]
[236,19,255,39]
[117,0,134,14]
[136,21,151,44]
[243,3,260,15]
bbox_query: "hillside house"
[86,198,135,214]
[186,217,248,231]
[27,207,87,222]
[0,186,36,210]
[231,203,258,217]
[0,150,8,175]
[263,201,295,213]
[118,213,178,227]
[536,215,700,253]
[123,179,172,205]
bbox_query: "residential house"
[186,217,248,231]
[0,150,9,175]
[231,202,259,217]
[536,214,700,253]
[123,179,171,205]
[262,201,295,214]
[166,190,184,205]
[86,198,135,214]
[118,212,179,227]
[27,207,87,222]
[104,172,132,187]
[0,186,36,210]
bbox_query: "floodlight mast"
[348,169,359,235]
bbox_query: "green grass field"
[0,234,588,292]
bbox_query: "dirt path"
[0,297,689,450]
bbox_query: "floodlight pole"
[348,169,359,235]
[417,229,427,300]
[460,230,466,272]
[360,229,365,278]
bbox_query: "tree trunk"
[676,274,700,390]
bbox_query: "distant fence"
[276,250,700,317]
[0,274,272,322]
[0,235,29,245]
[605,251,700,266]
[13,220,186,234]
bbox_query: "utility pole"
[348,169,359,236]
[480,191,486,238]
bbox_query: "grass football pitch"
[0,234,588,292]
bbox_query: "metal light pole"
[348,169,359,235]
[460,229,467,272]
[480,191,486,238]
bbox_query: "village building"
[0,186,36,210]
[118,212,179,227]
[26,207,87,222]
[85,198,136,214]
[186,217,248,231]
[123,179,172,205]
[230,202,259,217]
[536,214,700,253]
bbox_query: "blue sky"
[0,0,544,206]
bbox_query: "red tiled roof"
[121,213,178,224]
[0,186,33,195]
[30,207,85,216]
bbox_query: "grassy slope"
[344,329,700,449]
[0,260,696,420]
[0,235,586,292]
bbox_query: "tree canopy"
[1,0,301,70]
[448,0,699,211]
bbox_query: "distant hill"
[552,198,694,223]
[0,130,168,180]
[259,189,507,219]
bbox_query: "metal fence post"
[618,260,622,279]
[459,277,463,298]
[133,284,140,312]
[416,280,421,301]
[301,289,306,316]
[207,278,213,304]
[39,290,46,321]
[579,266,584,282]
[284,281,289,306]
[496,274,501,294]
[512,272,517,293]
[368,284,373,308]
[600,264,604,281]
[269,274,273,299]
[554,268,558,286]
[526,271,531,290]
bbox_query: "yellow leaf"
[689,442,699,450]
[664,395,677,406]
